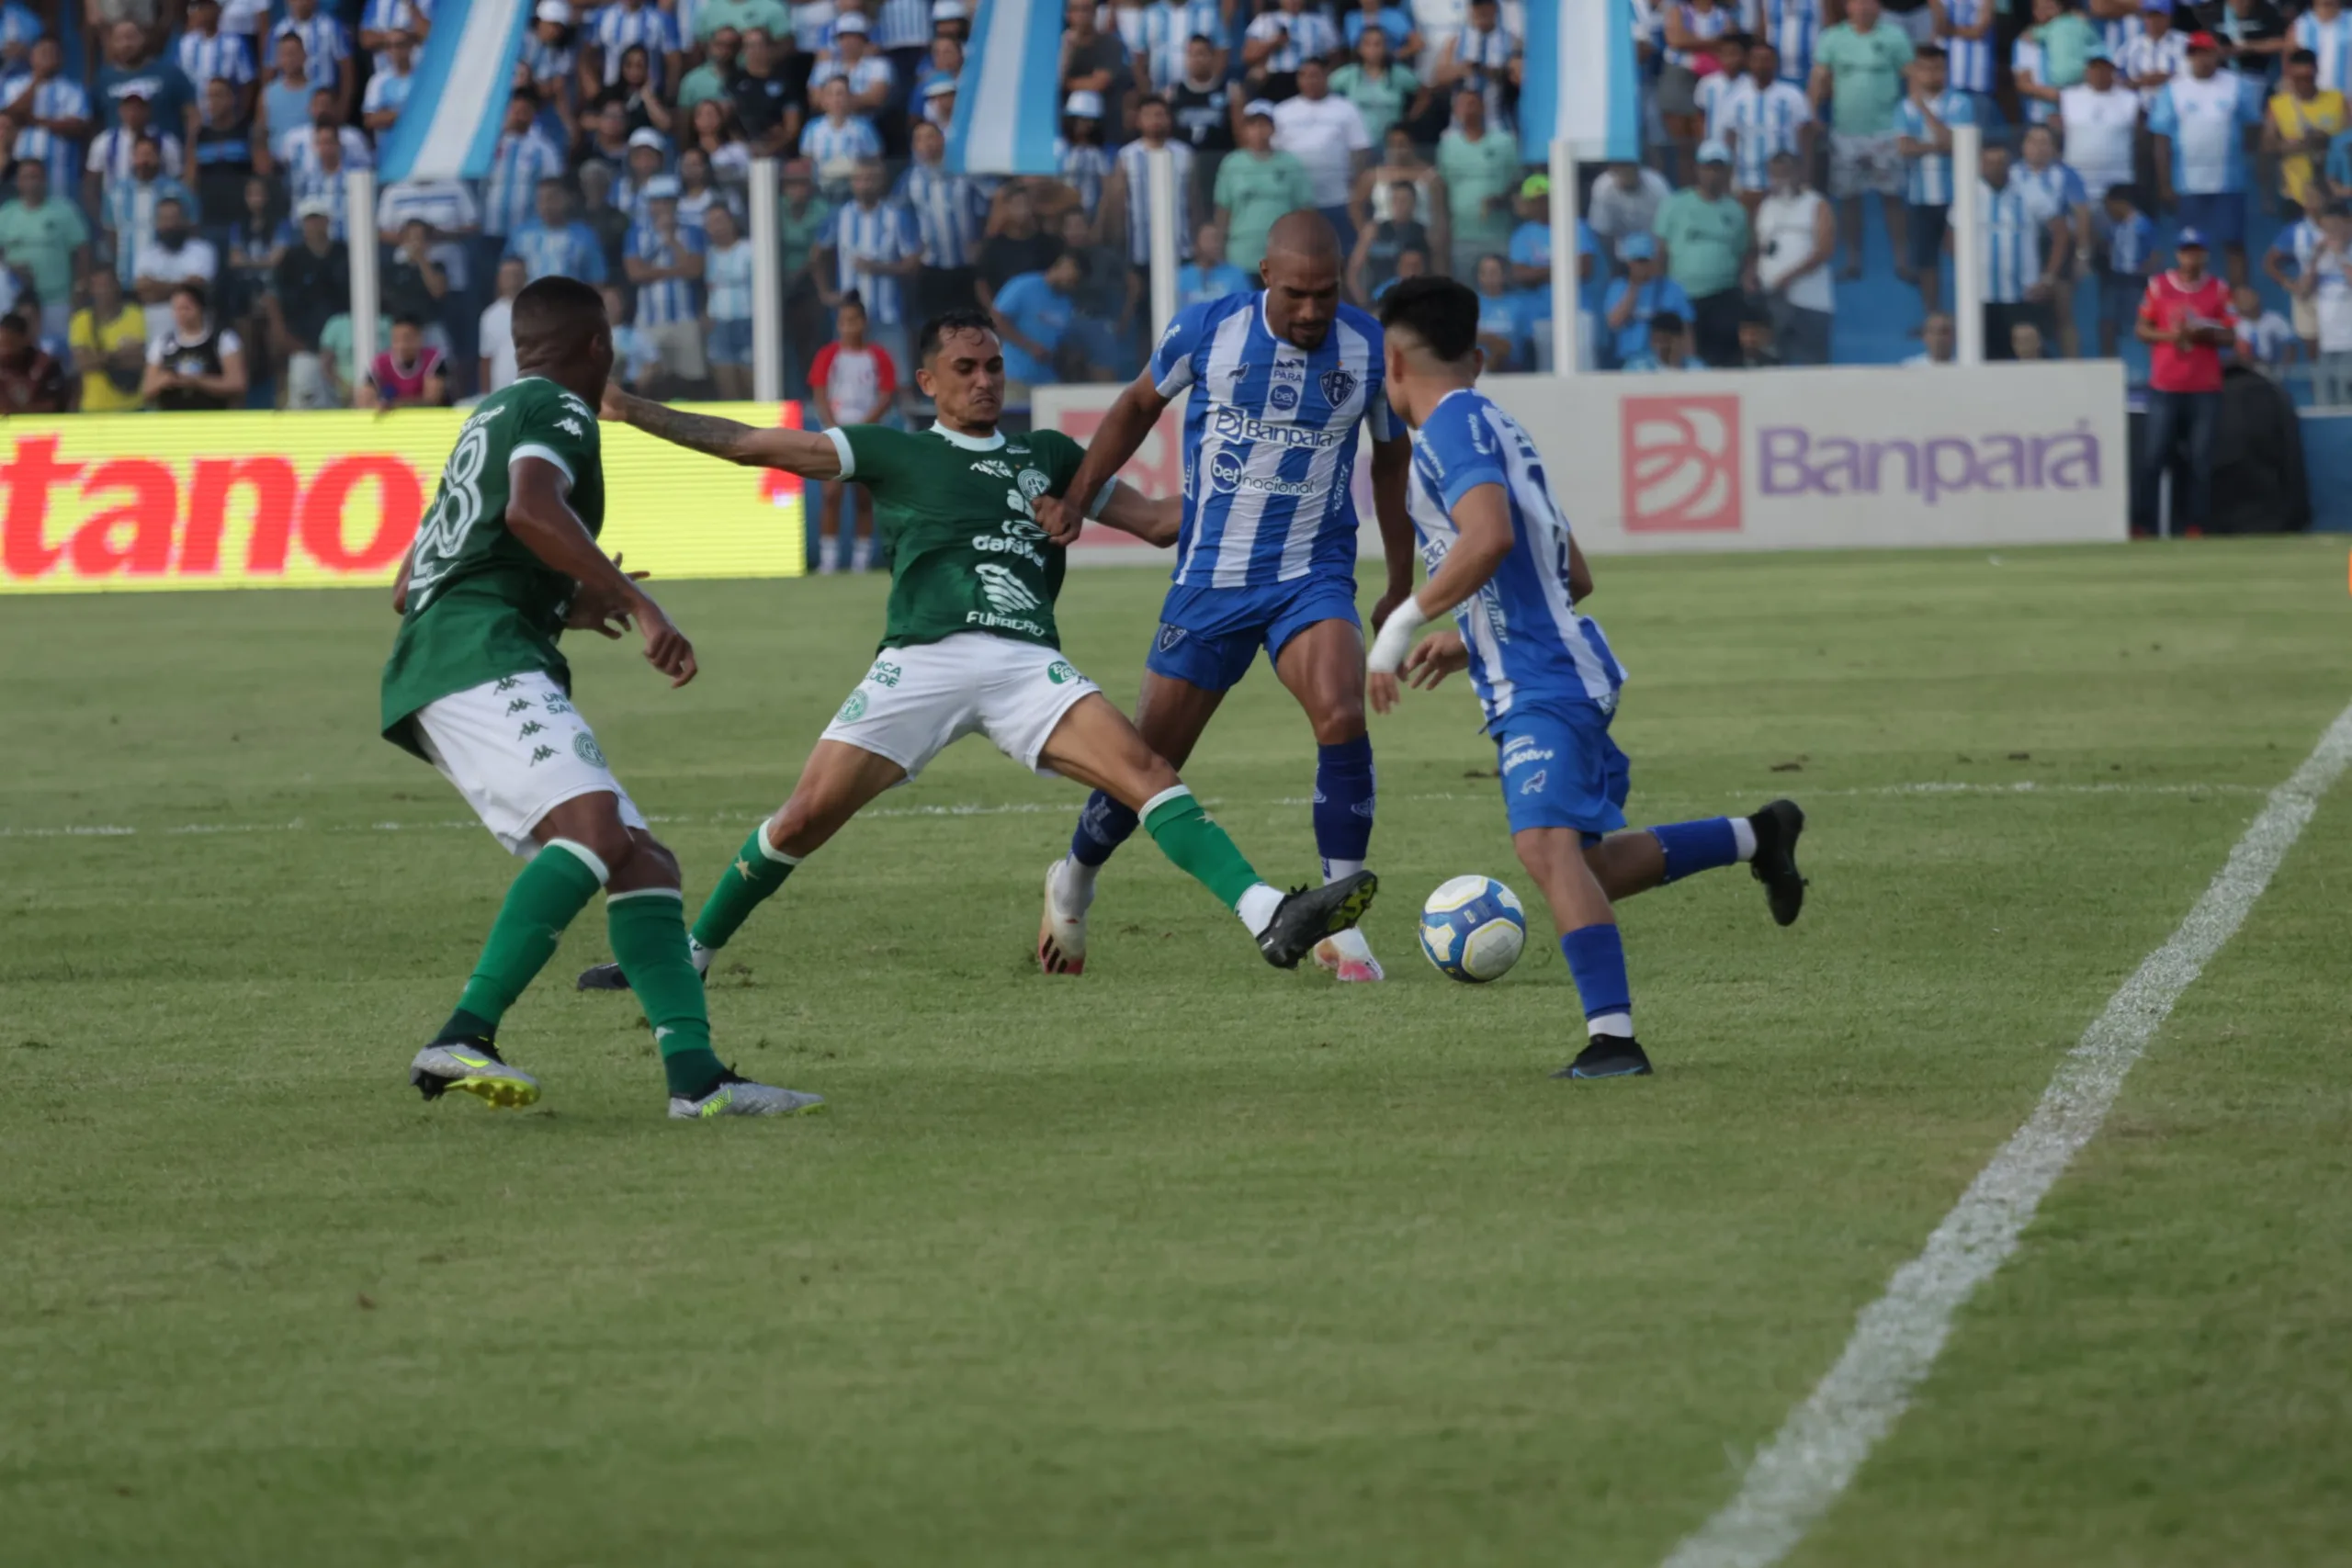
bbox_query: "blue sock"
[1558,923,1634,1036]
[1648,818,1741,883]
[1069,790,1139,868]
[1312,733,1376,878]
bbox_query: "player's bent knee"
[1309,701,1367,748]
[611,829,680,891]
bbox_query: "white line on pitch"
[1660,701,2352,1568]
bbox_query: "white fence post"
[749,157,784,403]
[346,167,379,395]
[1951,122,1984,367]
[1550,139,1580,377]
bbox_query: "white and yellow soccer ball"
[1418,875,1528,983]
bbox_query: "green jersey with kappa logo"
[835,422,1090,651]
[379,377,605,757]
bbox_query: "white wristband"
[1365,597,1428,675]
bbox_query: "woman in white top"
[1753,148,1838,363]
[1349,122,1450,257]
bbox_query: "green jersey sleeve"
[835,424,930,490]
[511,380,603,492]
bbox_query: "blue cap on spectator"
[1065,89,1104,118]
[1621,233,1657,260]
[2177,226,2208,248]
[1696,138,1731,165]
[645,175,682,200]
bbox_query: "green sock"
[447,840,606,1035]
[1142,786,1264,910]
[689,820,800,955]
[609,889,727,1100]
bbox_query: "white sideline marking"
[1661,701,2352,1568]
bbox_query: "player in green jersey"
[573,308,1378,992]
[380,276,821,1120]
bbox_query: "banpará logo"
[573,730,606,768]
[837,689,869,723]
[868,658,903,688]
[1046,660,1079,685]
[1210,406,1345,449]
[1621,393,1743,533]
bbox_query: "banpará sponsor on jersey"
[1208,406,1347,450]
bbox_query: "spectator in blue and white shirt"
[177,0,257,117]
[897,116,990,320]
[800,75,883,198]
[360,0,433,73]
[1769,0,1824,87]
[101,134,197,288]
[1105,95,1198,273]
[1138,0,1227,91]
[1976,142,2060,359]
[1894,45,1976,316]
[1937,0,1998,101]
[2014,120,2090,353]
[616,126,671,226]
[2152,32,2263,284]
[506,177,609,283]
[482,92,567,241]
[2263,197,2326,352]
[627,176,709,391]
[700,200,755,398]
[1435,0,1521,130]
[1058,89,1115,217]
[592,0,683,92]
[2099,182,2157,355]
[2119,2,2189,106]
[2292,0,2352,95]
[1719,40,1815,201]
[808,13,896,119]
[1245,0,1343,92]
[360,28,414,135]
[1178,220,1254,305]
[85,93,185,220]
[288,121,354,239]
[815,157,922,368]
[0,0,40,77]
[869,0,933,89]
[273,0,354,118]
[3,39,94,200]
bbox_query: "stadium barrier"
[0,404,806,595]
[1037,363,2130,558]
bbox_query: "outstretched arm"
[1364,481,1512,712]
[602,385,845,479]
[1091,480,1182,548]
[1367,432,1416,629]
[504,456,697,686]
[1031,367,1173,545]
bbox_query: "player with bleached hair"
[1364,276,1809,1079]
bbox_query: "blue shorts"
[1905,202,1950,275]
[2175,193,2245,249]
[707,318,752,367]
[1493,700,1631,841]
[1145,572,1361,692]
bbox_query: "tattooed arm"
[600,386,846,479]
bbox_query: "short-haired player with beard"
[575,309,1379,994]
[1029,209,1416,984]
[1366,276,1809,1080]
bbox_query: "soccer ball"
[1418,875,1528,983]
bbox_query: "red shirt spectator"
[2140,258,2236,393]
[809,337,897,426]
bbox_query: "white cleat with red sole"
[1037,860,1088,976]
[1314,927,1385,982]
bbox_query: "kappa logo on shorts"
[528,745,559,767]
[1155,623,1188,653]
[1046,660,1080,685]
[1519,769,1548,795]
[504,697,533,716]
[517,720,547,739]
[493,676,522,694]
[838,690,869,723]
[573,731,606,768]
[1319,367,1359,407]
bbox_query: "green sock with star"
[606,889,727,1099]
[688,820,800,959]
[435,839,606,1042]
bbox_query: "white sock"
[1587,1011,1635,1039]
[818,536,841,573]
[688,938,715,976]
[1732,818,1758,862]
[1053,854,1098,912]
[1236,882,1284,936]
[1322,858,1365,883]
[850,537,874,571]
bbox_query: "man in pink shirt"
[2133,227,2236,535]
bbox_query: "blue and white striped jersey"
[1894,88,1975,206]
[86,128,186,191]
[1057,138,1114,217]
[175,28,256,89]
[2107,208,2156,276]
[2148,70,2261,195]
[362,65,412,118]
[592,0,680,87]
[1116,137,1196,265]
[2293,7,2352,94]
[1151,291,1396,590]
[289,161,351,238]
[273,12,352,90]
[1663,1,1731,71]
[2012,158,2086,229]
[2012,34,2053,125]
[629,221,706,325]
[1769,0,1820,85]
[790,0,836,52]
[1136,0,1223,90]
[800,113,883,184]
[2117,28,2188,107]
[820,196,922,323]
[482,129,565,237]
[505,217,607,283]
[2096,10,2139,57]
[5,77,92,194]
[807,53,895,98]
[1407,387,1625,725]
[1717,75,1811,189]
[1453,19,1519,126]
[705,237,755,320]
[1980,178,2038,303]
[1942,0,1995,93]
[896,160,990,267]
[1245,6,1340,72]
[871,0,932,49]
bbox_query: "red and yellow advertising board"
[0,402,807,594]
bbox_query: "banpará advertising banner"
[1035,363,2128,556]
[0,402,806,594]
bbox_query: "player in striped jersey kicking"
[1032,210,1415,984]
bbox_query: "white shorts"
[818,633,1100,782]
[413,671,646,857]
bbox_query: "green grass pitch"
[6,539,2351,1566]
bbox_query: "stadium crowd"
[0,0,2344,420]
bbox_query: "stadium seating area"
[0,0,2346,416]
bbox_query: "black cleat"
[1553,1036,1654,1080]
[1748,798,1807,927]
[576,962,633,992]
[1258,871,1379,969]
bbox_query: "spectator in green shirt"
[679,27,739,110]
[0,162,90,342]
[1214,101,1316,272]
[1810,0,1916,278]
[1435,86,1521,276]
[1654,140,1754,367]
[695,0,788,41]
[1329,26,1425,149]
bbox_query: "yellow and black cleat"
[409,1043,542,1109]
